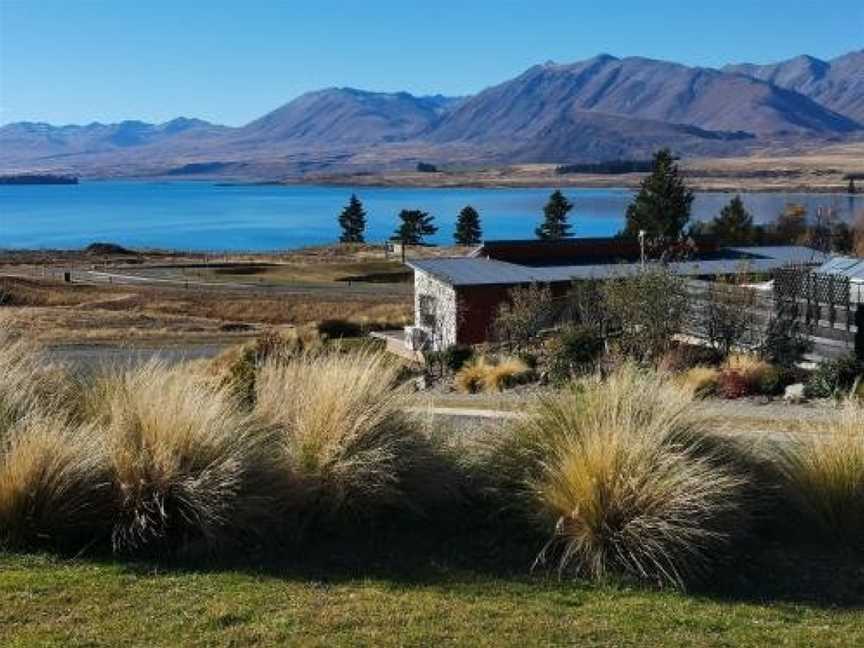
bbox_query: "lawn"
[1,551,863,647]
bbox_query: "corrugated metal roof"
[409,245,826,287]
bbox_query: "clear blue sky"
[1,0,862,126]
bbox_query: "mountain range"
[2,50,862,178]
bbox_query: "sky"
[1,0,862,126]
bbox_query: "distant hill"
[725,51,864,124]
[1,51,862,178]
[431,55,859,141]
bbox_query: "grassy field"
[2,550,864,647]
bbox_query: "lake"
[1,181,861,251]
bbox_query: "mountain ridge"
[1,50,862,178]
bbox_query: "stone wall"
[413,270,458,350]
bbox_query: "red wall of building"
[454,282,571,345]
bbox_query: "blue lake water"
[1,181,862,251]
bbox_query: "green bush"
[443,345,474,372]
[545,325,603,383]
[804,354,864,399]
[756,365,785,396]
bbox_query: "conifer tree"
[623,149,693,239]
[710,195,754,244]
[338,194,367,243]
[391,209,438,245]
[535,190,573,240]
[454,205,482,245]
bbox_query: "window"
[419,294,437,328]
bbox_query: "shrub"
[98,362,279,554]
[717,370,750,399]
[804,353,864,400]
[760,305,811,367]
[210,328,323,404]
[0,415,113,551]
[756,365,785,396]
[774,404,864,548]
[483,357,533,392]
[488,365,746,588]
[723,354,774,394]
[455,356,533,394]
[443,345,474,372]
[602,266,691,363]
[657,344,720,373]
[454,357,489,394]
[677,366,720,398]
[492,283,556,350]
[0,328,73,430]
[255,349,452,522]
[545,325,603,383]
[317,319,363,339]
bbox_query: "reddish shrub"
[717,370,750,399]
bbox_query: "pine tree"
[535,190,573,240]
[454,205,482,245]
[623,149,694,239]
[338,194,366,243]
[391,209,438,245]
[851,178,857,195]
[711,195,754,244]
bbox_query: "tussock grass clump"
[774,405,864,548]
[209,327,324,404]
[0,414,112,551]
[97,361,279,554]
[723,354,773,392]
[677,366,721,398]
[255,349,452,522]
[489,365,747,588]
[0,328,73,430]
[455,356,533,394]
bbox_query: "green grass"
[2,551,864,647]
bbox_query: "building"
[400,238,826,352]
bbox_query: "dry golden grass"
[255,349,451,520]
[455,357,533,394]
[0,276,411,344]
[774,404,864,547]
[491,365,747,588]
[723,354,773,390]
[0,414,112,550]
[94,361,280,553]
[677,367,721,398]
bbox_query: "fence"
[686,272,861,361]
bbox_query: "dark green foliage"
[831,222,853,254]
[338,194,367,243]
[804,353,864,399]
[392,209,438,245]
[711,195,755,245]
[443,345,475,372]
[454,205,482,245]
[545,325,604,383]
[318,319,363,338]
[535,190,573,240]
[760,306,812,368]
[417,162,438,173]
[602,266,691,363]
[757,365,786,396]
[623,149,694,240]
